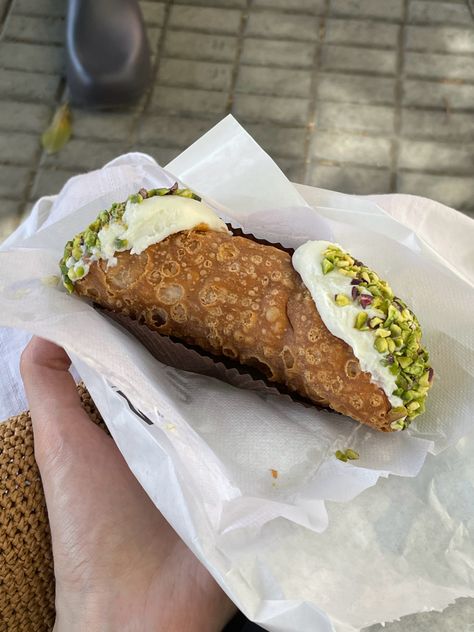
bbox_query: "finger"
[20,336,82,420]
[20,336,100,463]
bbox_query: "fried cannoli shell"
[76,229,396,431]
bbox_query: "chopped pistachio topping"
[59,184,201,294]
[335,449,360,462]
[334,293,351,306]
[354,311,368,330]
[321,244,433,428]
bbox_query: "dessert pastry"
[60,186,433,431]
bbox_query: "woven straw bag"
[0,385,106,632]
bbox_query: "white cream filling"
[97,195,229,262]
[292,240,402,408]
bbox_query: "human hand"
[20,337,236,632]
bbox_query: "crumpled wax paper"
[0,116,473,631]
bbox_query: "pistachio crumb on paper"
[335,449,360,463]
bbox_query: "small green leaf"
[41,103,72,154]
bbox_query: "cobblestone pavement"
[1,0,474,242]
[0,1,474,629]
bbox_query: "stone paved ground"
[1,0,474,243]
[1,2,474,628]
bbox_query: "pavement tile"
[241,122,307,158]
[253,0,326,13]
[168,5,242,34]
[42,139,130,171]
[0,0,7,21]
[0,101,52,133]
[405,25,474,54]
[320,44,397,75]
[241,38,316,68]
[330,0,404,21]
[0,165,31,198]
[397,171,474,211]
[408,0,473,26]
[401,109,474,140]
[0,69,60,102]
[403,79,474,110]
[131,143,182,167]
[399,139,474,174]
[0,41,64,74]
[236,65,312,98]
[309,163,391,194]
[0,198,21,218]
[246,10,320,41]
[11,0,65,17]
[404,51,474,82]
[70,110,139,142]
[136,114,220,147]
[316,102,395,134]
[273,157,307,183]
[0,131,40,165]
[325,19,400,48]
[157,58,233,91]
[5,14,64,45]
[173,0,246,6]
[311,130,392,167]
[318,73,396,104]
[146,26,163,50]
[152,85,229,116]
[163,30,238,62]
[233,93,309,125]
[140,1,166,26]
[0,214,21,242]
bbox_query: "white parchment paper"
[0,116,473,630]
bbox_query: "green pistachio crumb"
[402,390,418,402]
[374,337,388,353]
[176,188,201,200]
[389,363,400,376]
[419,371,431,387]
[321,258,334,275]
[63,277,74,293]
[336,449,359,462]
[114,238,128,250]
[398,356,413,369]
[335,293,351,306]
[390,419,406,431]
[345,449,359,460]
[72,246,82,260]
[354,311,368,329]
[369,316,383,328]
[386,338,396,354]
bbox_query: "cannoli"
[59,186,433,432]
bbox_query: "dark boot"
[66,0,152,108]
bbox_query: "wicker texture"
[0,385,106,632]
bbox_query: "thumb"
[20,336,107,470]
